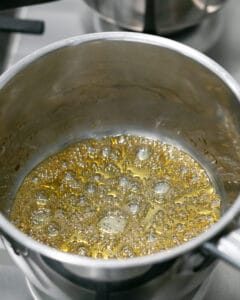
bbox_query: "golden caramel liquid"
[10,135,221,259]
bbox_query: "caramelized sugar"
[10,135,221,259]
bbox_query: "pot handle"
[202,229,240,270]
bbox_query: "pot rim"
[0,32,240,269]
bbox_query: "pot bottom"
[25,267,212,300]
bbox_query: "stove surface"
[1,0,240,299]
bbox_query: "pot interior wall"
[0,39,240,216]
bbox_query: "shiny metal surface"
[207,228,240,269]
[94,11,223,52]
[0,32,240,299]
[83,0,228,35]
[218,229,240,265]
[0,0,240,299]
[1,0,240,299]
[3,237,215,300]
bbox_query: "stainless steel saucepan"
[0,32,240,299]
[83,0,228,35]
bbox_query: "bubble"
[93,173,102,182]
[86,183,96,194]
[148,232,157,242]
[130,182,140,193]
[71,212,85,223]
[173,236,180,245]
[78,161,85,168]
[155,210,164,220]
[104,195,118,203]
[206,215,214,223]
[168,147,176,159]
[55,209,65,219]
[191,174,199,183]
[105,163,120,174]
[92,163,98,171]
[183,233,194,242]
[178,210,187,219]
[70,180,81,189]
[128,203,139,214]
[64,171,75,182]
[211,199,220,208]
[163,224,171,231]
[118,136,125,144]
[99,213,126,234]
[93,251,104,259]
[32,176,39,184]
[119,177,129,188]
[199,215,214,223]
[121,246,134,258]
[137,148,150,161]
[102,147,110,158]
[36,191,48,205]
[79,196,86,205]
[87,146,96,157]
[60,243,69,252]
[154,181,170,195]
[31,209,50,225]
[62,161,68,168]
[78,246,87,256]
[84,208,95,219]
[63,171,81,189]
[110,150,121,161]
[69,194,82,206]
[48,223,59,237]
[180,167,188,175]
[176,223,184,232]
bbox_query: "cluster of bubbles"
[10,135,221,259]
